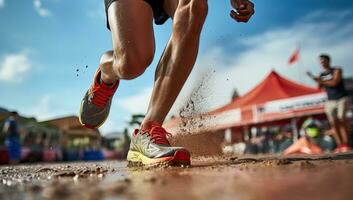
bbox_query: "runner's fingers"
[230,10,252,22]
[237,1,254,15]
[236,8,253,16]
[231,14,251,23]
[230,0,241,10]
[231,0,254,11]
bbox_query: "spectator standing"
[307,54,351,152]
[2,112,21,163]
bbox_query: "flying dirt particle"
[76,69,79,72]
[123,178,131,183]
[26,184,42,192]
[36,167,58,173]
[85,65,88,68]
[95,166,103,173]
[54,171,76,178]
[298,161,316,169]
[231,158,261,165]
[144,176,157,184]
[261,159,293,166]
[276,159,292,165]
[79,169,90,175]
[177,71,215,135]
[229,157,238,161]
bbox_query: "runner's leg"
[337,98,350,144]
[331,119,343,145]
[79,0,155,128]
[100,0,155,84]
[325,102,342,145]
[141,0,208,128]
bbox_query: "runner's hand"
[306,71,315,79]
[306,71,321,82]
[230,0,255,23]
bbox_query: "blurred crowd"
[223,116,352,155]
[0,112,130,165]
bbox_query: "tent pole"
[243,126,249,142]
[291,118,299,142]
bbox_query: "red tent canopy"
[164,71,326,133]
[212,71,322,114]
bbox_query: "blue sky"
[1,0,353,134]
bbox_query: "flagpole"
[297,54,307,85]
[295,44,304,85]
[296,45,312,86]
[288,46,302,84]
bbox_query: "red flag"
[288,48,300,65]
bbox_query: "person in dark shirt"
[307,54,351,152]
[2,112,21,163]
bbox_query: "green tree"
[128,114,145,127]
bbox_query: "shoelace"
[149,126,172,145]
[90,85,116,107]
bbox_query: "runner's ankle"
[141,121,162,131]
[99,73,118,87]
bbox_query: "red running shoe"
[79,69,119,129]
[127,123,191,167]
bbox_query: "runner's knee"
[113,50,153,80]
[100,51,114,67]
[99,51,117,80]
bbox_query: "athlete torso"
[319,67,348,100]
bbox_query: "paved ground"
[1,153,353,200]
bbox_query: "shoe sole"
[127,150,191,167]
[338,147,352,153]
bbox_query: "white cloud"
[116,86,153,114]
[0,0,5,8]
[33,0,52,17]
[0,53,31,82]
[87,0,105,20]
[301,9,352,23]
[33,95,52,120]
[29,95,74,121]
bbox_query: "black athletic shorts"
[104,0,169,30]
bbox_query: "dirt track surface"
[1,153,353,200]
